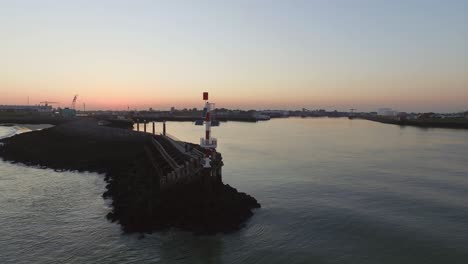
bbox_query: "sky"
[1,0,468,112]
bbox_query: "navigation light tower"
[198,92,217,168]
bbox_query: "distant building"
[61,108,76,118]
[407,113,418,120]
[397,112,408,121]
[418,113,435,119]
[377,108,397,117]
[446,112,464,118]
[0,105,53,113]
[464,111,468,119]
[261,110,290,118]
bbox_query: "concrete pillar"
[144,121,147,132]
[169,172,174,182]
[217,167,223,183]
[163,121,166,136]
[202,168,213,191]
[136,120,139,131]
[152,122,155,135]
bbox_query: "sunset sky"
[1,0,467,112]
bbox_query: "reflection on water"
[158,234,224,264]
[1,118,468,264]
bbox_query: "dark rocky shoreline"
[0,120,260,234]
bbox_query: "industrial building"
[377,108,397,117]
[0,105,53,113]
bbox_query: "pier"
[0,93,258,234]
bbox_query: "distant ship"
[254,113,271,121]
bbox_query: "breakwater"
[0,115,134,129]
[0,120,259,234]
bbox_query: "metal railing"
[150,137,180,170]
[165,133,205,158]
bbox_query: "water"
[1,118,468,264]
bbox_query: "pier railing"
[149,135,204,189]
[150,137,179,170]
[165,133,205,158]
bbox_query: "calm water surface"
[1,118,468,263]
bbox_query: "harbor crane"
[71,95,79,110]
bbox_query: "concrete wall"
[147,135,223,190]
[159,157,203,189]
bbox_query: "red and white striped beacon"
[199,92,217,168]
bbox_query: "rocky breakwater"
[0,120,260,234]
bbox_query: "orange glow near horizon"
[2,83,467,113]
[1,1,467,113]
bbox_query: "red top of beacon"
[203,92,209,101]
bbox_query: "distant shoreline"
[4,114,468,131]
[362,116,468,129]
[132,115,260,123]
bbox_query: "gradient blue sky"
[1,0,467,112]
